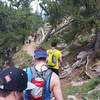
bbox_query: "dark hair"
[36,57,46,61]
[35,46,46,51]
[0,90,11,97]
[51,42,57,47]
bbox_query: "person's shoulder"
[47,49,52,52]
[51,72,60,82]
[54,48,60,52]
[55,49,62,54]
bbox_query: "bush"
[96,50,100,59]
[62,77,100,100]
[42,34,63,49]
[0,58,4,69]
[13,50,33,68]
[62,31,76,44]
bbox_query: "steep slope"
[22,42,37,56]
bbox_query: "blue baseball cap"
[34,49,47,59]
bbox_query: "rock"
[71,80,89,87]
[72,60,86,68]
[57,43,70,57]
[60,62,73,79]
[88,84,100,94]
[59,67,73,79]
[85,70,100,79]
[67,95,78,100]
[65,67,73,74]
[77,51,88,60]
[72,51,87,68]
[93,67,100,72]
[64,63,73,74]
[57,43,67,49]
[91,64,100,73]
[64,62,71,69]
[62,50,70,57]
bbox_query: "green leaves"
[39,0,100,52]
[13,50,33,68]
[0,1,43,67]
[40,0,64,27]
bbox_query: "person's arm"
[59,52,64,71]
[51,73,63,100]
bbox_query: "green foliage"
[96,50,100,59]
[40,0,64,27]
[40,0,100,48]
[0,58,4,69]
[13,50,33,68]
[76,34,89,46]
[0,1,43,63]
[62,31,76,44]
[0,32,24,49]
[50,35,62,43]
[41,40,51,49]
[41,34,63,49]
[62,77,100,100]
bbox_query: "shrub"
[0,58,4,69]
[13,50,33,68]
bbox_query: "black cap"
[0,67,27,92]
[51,42,57,47]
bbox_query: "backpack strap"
[31,64,52,81]
[29,65,53,100]
[42,67,52,81]
[26,67,32,82]
[44,73,52,100]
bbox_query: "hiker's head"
[51,42,57,47]
[0,67,27,100]
[34,47,47,61]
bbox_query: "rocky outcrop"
[67,95,78,100]
[72,51,88,69]
[88,84,100,94]
[60,50,100,80]
[60,62,73,79]
[67,94,83,100]
[84,51,100,79]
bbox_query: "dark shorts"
[49,68,59,76]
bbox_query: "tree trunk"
[94,28,100,52]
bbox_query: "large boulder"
[72,51,88,68]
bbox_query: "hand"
[61,67,64,71]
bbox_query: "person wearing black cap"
[0,67,28,100]
[25,47,63,100]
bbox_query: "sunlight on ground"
[22,42,37,56]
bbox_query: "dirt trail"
[22,42,38,56]
[22,42,74,99]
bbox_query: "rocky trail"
[22,42,37,56]
[22,42,100,100]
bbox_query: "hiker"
[0,67,28,100]
[47,42,64,75]
[3,60,10,70]
[25,47,63,100]
[28,35,33,44]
